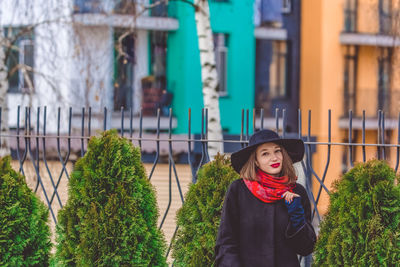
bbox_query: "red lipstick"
[271,163,280,168]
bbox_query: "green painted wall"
[167,0,255,134]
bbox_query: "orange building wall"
[357,46,378,117]
[301,0,345,213]
[301,0,400,214]
[357,0,379,33]
[391,49,400,115]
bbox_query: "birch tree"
[194,0,224,159]
[0,27,10,156]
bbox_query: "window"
[269,41,287,98]
[150,0,169,17]
[73,0,104,13]
[344,0,357,32]
[114,0,136,15]
[343,46,358,114]
[377,48,391,112]
[113,29,135,111]
[5,28,34,93]
[213,33,228,96]
[282,0,291,14]
[74,0,136,14]
[254,40,289,113]
[259,0,283,27]
[140,31,168,116]
[379,0,392,34]
[255,0,289,26]
[150,31,167,91]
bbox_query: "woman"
[215,129,316,267]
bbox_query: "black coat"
[215,179,316,267]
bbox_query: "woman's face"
[255,142,283,176]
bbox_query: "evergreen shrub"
[172,154,239,266]
[314,160,400,266]
[0,156,51,266]
[54,130,167,266]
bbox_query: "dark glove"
[285,197,305,231]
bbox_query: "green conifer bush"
[172,154,239,266]
[314,160,400,266]
[0,156,52,266]
[54,130,167,266]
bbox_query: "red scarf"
[243,169,295,203]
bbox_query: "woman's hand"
[284,194,306,232]
[282,191,300,204]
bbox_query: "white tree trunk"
[0,28,10,157]
[194,0,224,159]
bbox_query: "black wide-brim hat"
[231,129,305,174]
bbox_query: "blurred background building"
[2,0,400,212]
[301,0,400,211]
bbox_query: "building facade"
[254,0,301,132]
[301,0,400,212]
[1,0,178,132]
[167,0,254,134]
[2,0,259,135]
[3,0,398,194]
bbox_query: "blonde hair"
[240,144,297,184]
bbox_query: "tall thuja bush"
[314,160,400,266]
[54,130,167,266]
[172,154,239,266]
[0,156,51,266]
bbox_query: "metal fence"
[2,106,400,265]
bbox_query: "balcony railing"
[343,3,398,35]
[343,88,400,117]
[344,8,357,33]
[255,0,283,27]
[379,11,392,34]
[74,0,105,13]
[73,0,172,17]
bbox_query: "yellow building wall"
[301,0,345,214]
[357,0,400,33]
[357,46,378,117]
[391,49,400,115]
[301,0,399,214]
[357,0,379,33]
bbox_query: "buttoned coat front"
[215,179,316,267]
